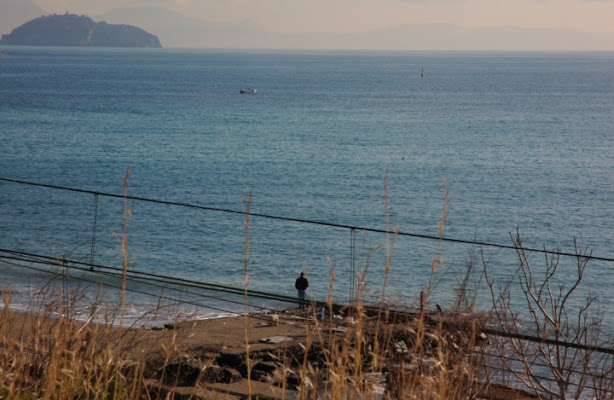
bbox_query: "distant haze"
[2,0,613,50]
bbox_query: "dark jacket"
[295,276,309,291]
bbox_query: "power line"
[0,251,306,329]
[0,248,311,309]
[3,248,614,365]
[2,177,612,263]
[3,176,614,358]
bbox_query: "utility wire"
[0,247,304,305]
[0,256,303,329]
[0,248,302,306]
[1,177,613,263]
[2,249,614,360]
[4,177,614,386]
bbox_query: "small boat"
[421,67,424,77]
[240,88,257,94]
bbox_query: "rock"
[259,335,292,344]
[252,360,279,375]
[217,352,243,367]
[221,368,242,383]
[394,341,409,354]
[157,362,201,386]
[200,365,225,383]
[261,352,280,362]
[285,373,301,390]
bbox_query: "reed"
[0,176,488,399]
[257,178,488,399]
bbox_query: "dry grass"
[0,300,141,399]
[0,292,489,400]
[258,178,488,399]
[0,177,491,399]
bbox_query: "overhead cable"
[1,177,612,263]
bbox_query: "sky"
[31,0,614,35]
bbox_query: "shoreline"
[1,305,320,399]
[0,303,544,399]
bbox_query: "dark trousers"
[298,290,306,308]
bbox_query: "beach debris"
[268,313,279,326]
[394,340,409,354]
[260,335,292,344]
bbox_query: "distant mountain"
[0,13,162,48]
[98,6,614,51]
[340,24,614,51]
[96,6,272,49]
[0,0,46,35]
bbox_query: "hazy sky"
[32,0,614,34]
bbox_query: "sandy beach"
[1,303,540,400]
[2,306,326,399]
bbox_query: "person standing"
[295,272,309,309]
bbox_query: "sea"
[0,46,613,331]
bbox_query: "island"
[0,13,162,48]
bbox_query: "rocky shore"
[2,305,538,399]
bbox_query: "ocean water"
[0,47,613,328]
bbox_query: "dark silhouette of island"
[0,13,161,48]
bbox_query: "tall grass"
[276,179,487,399]
[0,177,490,400]
[0,293,142,399]
[0,170,193,399]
